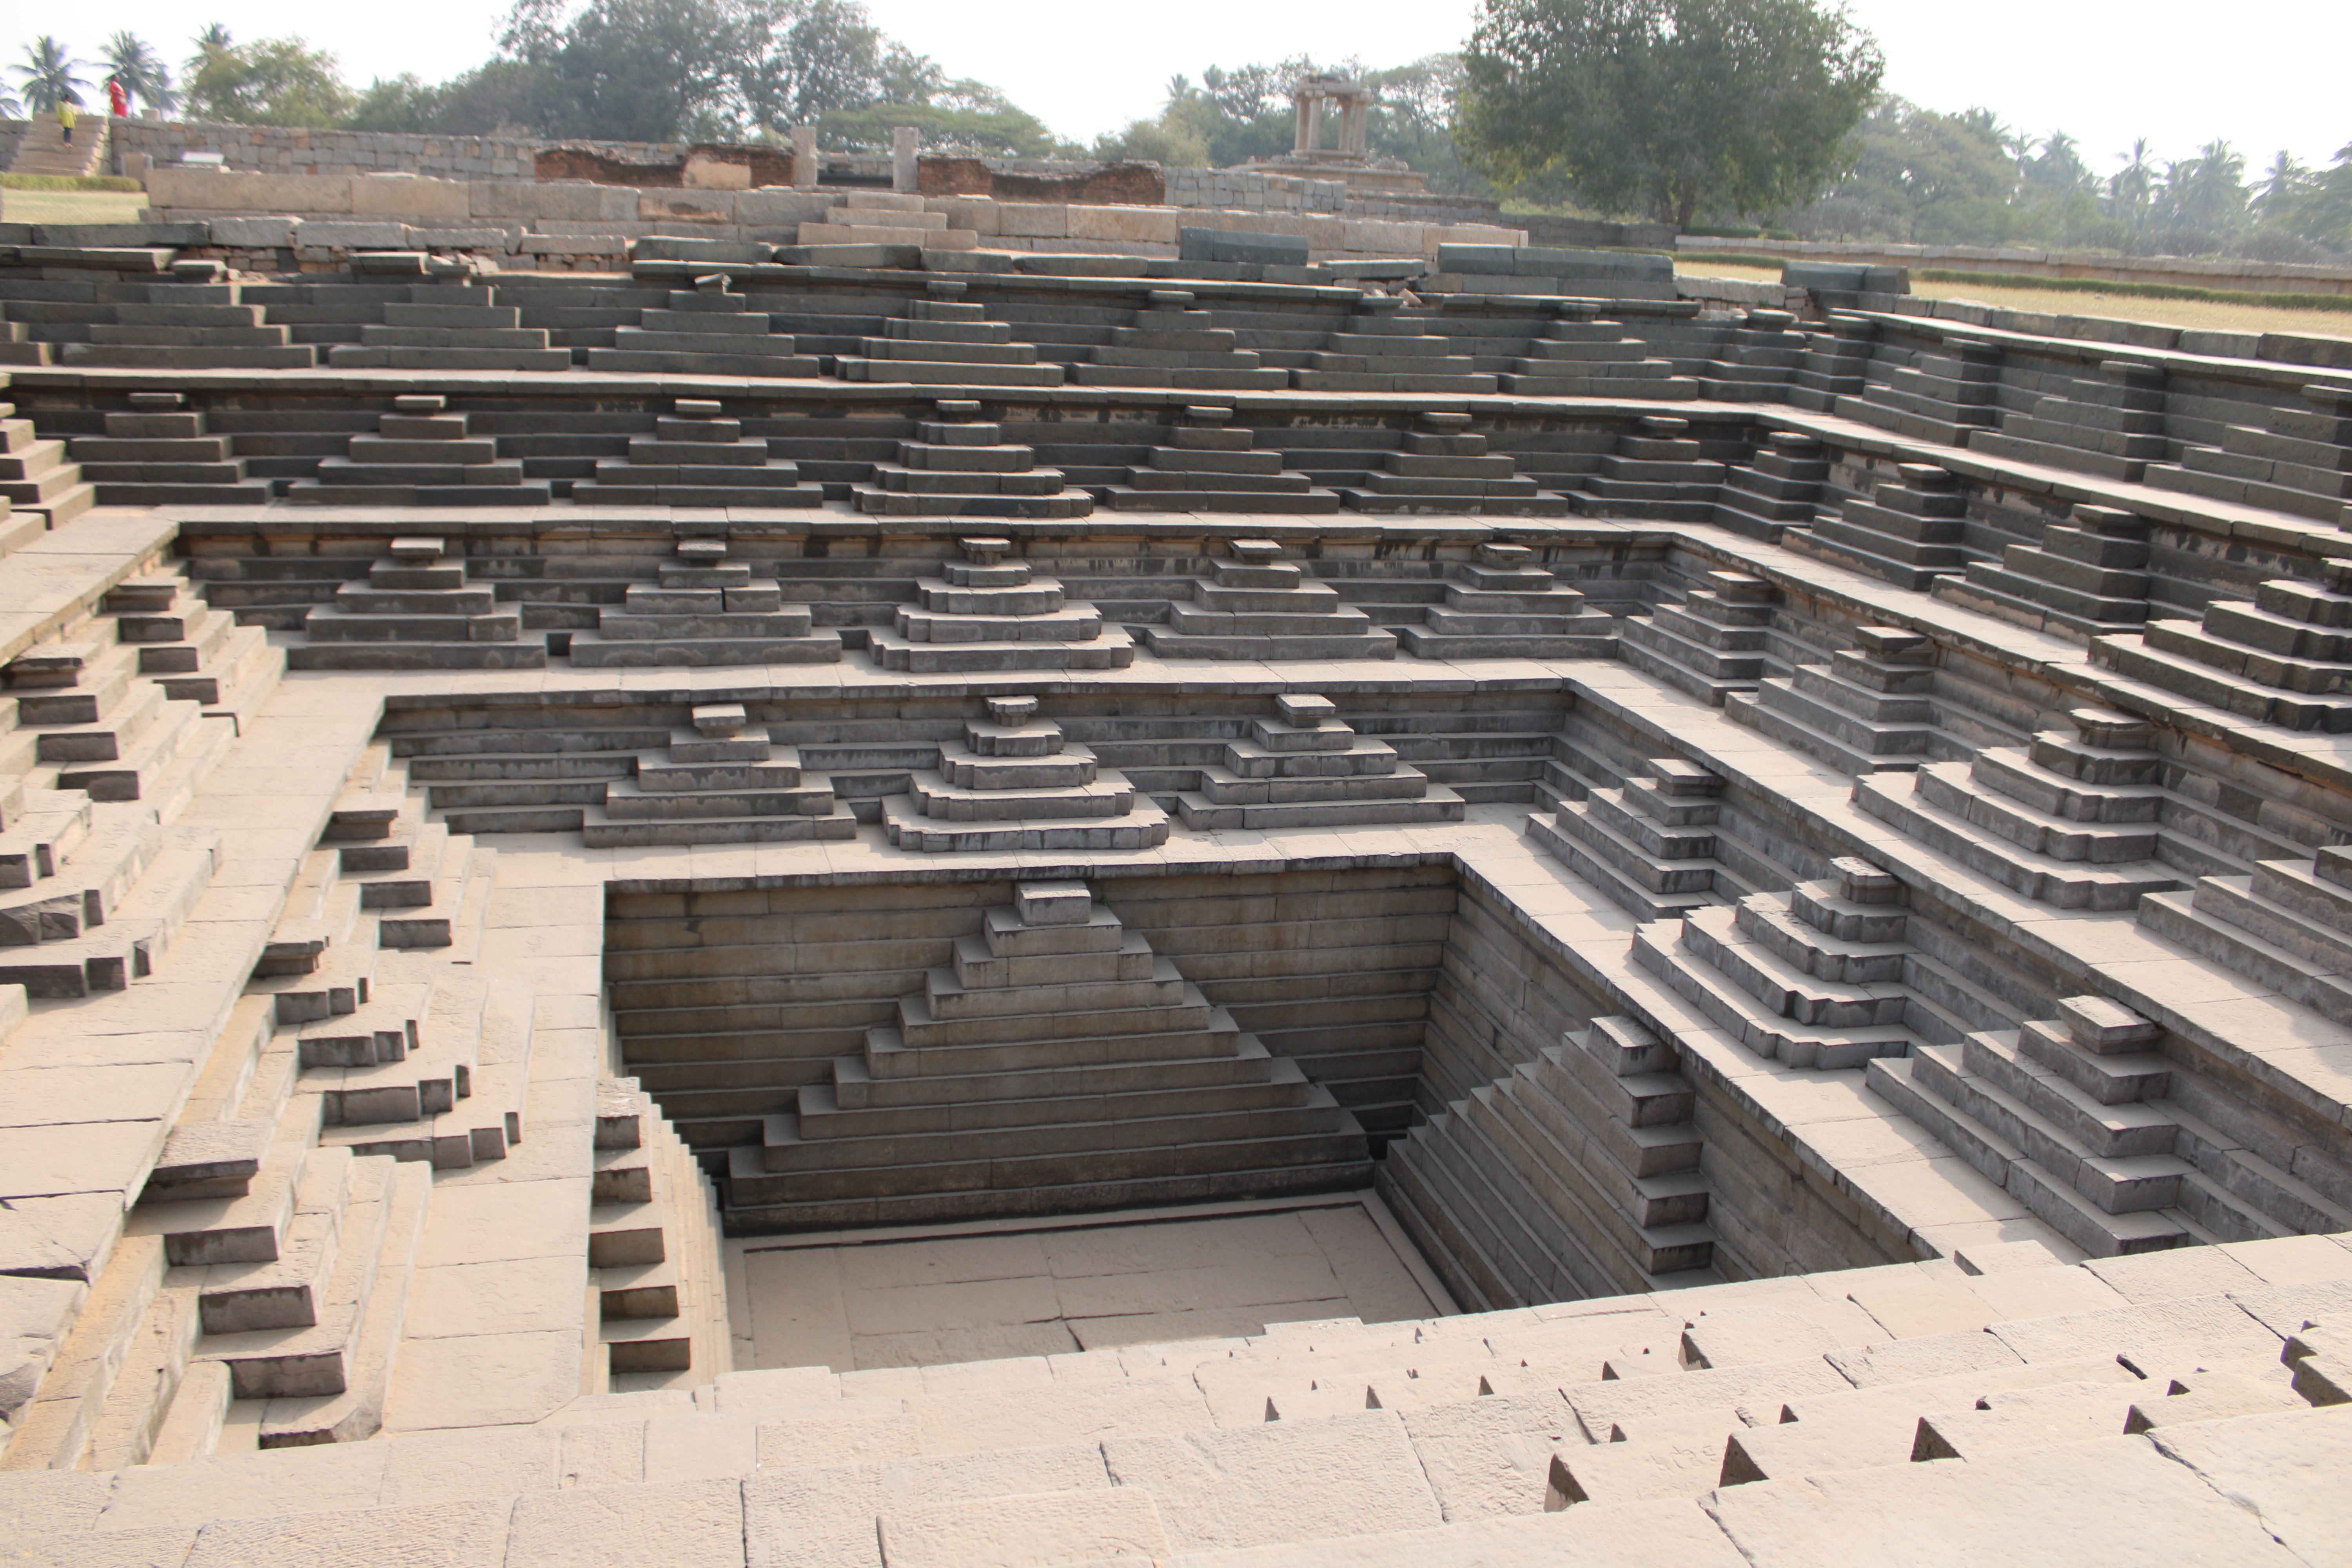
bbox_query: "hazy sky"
[20,0,2350,176]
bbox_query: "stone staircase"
[1971,360,2171,484]
[1528,757,1750,922]
[1382,1014,1717,1305]
[291,535,545,672]
[1633,857,1986,1069]
[583,701,858,849]
[568,536,840,668]
[1710,432,1829,542]
[1172,693,1467,831]
[11,1231,2352,1562]
[1098,405,1341,514]
[1782,461,1971,590]
[1837,337,2004,445]
[881,696,1171,853]
[1783,312,1879,412]
[7,112,109,178]
[2137,841,2352,1028]
[1396,541,1617,659]
[0,627,230,999]
[283,394,550,507]
[65,390,272,506]
[592,1079,731,1386]
[567,397,826,508]
[0,396,96,529]
[1336,412,1572,515]
[1725,625,1949,775]
[1073,289,1289,390]
[1497,302,1696,398]
[1936,502,2155,641]
[1869,994,2352,1257]
[583,272,822,377]
[2092,561,2352,733]
[834,278,1060,385]
[58,263,314,371]
[1620,570,1776,704]
[849,399,1093,517]
[1696,308,1809,401]
[96,568,283,732]
[723,880,1373,1231]
[322,281,570,372]
[1852,708,2190,913]
[796,190,979,250]
[867,534,1136,673]
[1145,538,1400,661]
[2144,381,2352,523]
[1567,415,1723,523]
[1292,295,1498,394]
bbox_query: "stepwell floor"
[725,1192,1453,1371]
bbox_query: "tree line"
[7,0,2348,260]
[2,0,1073,157]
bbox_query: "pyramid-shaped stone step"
[1630,858,1927,1071]
[1938,502,2156,640]
[1294,296,1499,393]
[1528,756,1742,921]
[1100,406,1342,514]
[1499,303,1698,398]
[1073,290,1289,390]
[285,398,552,507]
[292,535,545,670]
[719,880,1369,1227]
[68,390,273,504]
[850,402,1092,516]
[871,535,1135,670]
[1567,414,1725,522]
[1147,539,1399,661]
[1340,414,1571,515]
[1399,540,1615,658]
[1782,461,1971,589]
[1174,693,1466,830]
[587,273,822,376]
[1620,571,1776,702]
[584,702,858,847]
[883,696,1169,852]
[1722,626,1944,775]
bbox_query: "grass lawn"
[0,188,151,225]
[1676,259,2352,343]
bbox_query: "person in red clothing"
[107,78,128,117]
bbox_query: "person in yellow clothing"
[58,102,77,145]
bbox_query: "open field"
[0,187,149,225]
[1678,257,2352,342]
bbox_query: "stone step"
[839,1018,1265,1107]
[2136,884,2352,1026]
[1173,784,1467,832]
[1721,687,1921,777]
[248,1156,430,1445]
[1852,771,2183,913]
[866,624,1136,673]
[730,1091,1369,1196]
[1631,922,1914,1071]
[797,1054,1314,1140]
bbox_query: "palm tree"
[103,32,177,116]
[2109,136,2156,226]
[184,24,232,84]
[12,36,91,115]
[2254,150,2310,223]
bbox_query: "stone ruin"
[0,175,2347,1566]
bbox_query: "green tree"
[1457,0,1883,227]
[13,35,91,114]
[103,33,177,116]
[181,36,354,127]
